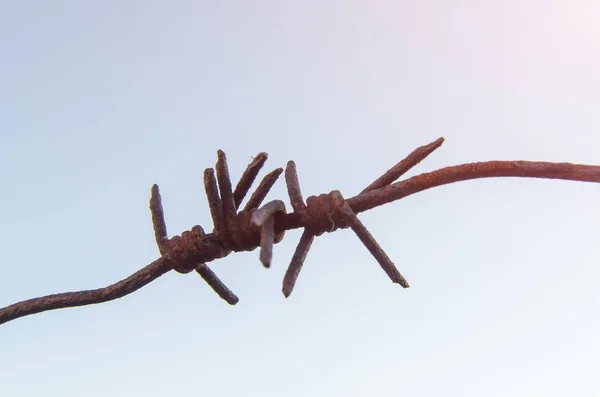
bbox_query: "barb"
[279,137,446,296]
[361,137,445,193]
[2,137,599,325]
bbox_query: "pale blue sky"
[1,1,599,396]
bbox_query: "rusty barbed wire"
[1,137,599,325]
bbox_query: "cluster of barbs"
[2,136,599,326]
[149,139,436,304]
[150,136,600,305]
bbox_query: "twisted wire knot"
[301,191,350,236]
[164,225,209,274]
[166,204,287,274]
[150,150,285,304]
[165,224,231,274]
[281,160,411,297]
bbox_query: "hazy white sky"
[1,1,599,396]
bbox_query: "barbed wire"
[1,137,599,326]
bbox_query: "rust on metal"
[1,137,599,326]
